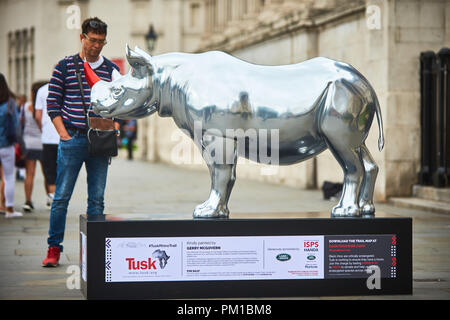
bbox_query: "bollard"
[418,51,436,186]
[434,48,450,187]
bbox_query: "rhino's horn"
[111,68,122,81]
[84,61,102,87]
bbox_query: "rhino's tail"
[372,92,384,152]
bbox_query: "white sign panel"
[105,236,324,282]
[81,231,87,282]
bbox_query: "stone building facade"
[141,0,450,201]
[1,0,448,201]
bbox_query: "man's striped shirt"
[47,54,119,129]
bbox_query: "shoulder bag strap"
[73,54,90,127]
[103,57,114,76]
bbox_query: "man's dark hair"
[82,17,107,35]
[31,80,49,117]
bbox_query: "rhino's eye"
[111,86,123,98]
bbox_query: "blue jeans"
[47,129,109,251]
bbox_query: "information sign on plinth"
[79,213,412,299]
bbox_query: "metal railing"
[418,48,450,188]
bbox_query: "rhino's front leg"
[193,136,237,219]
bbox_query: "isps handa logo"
[304,240,319,252]
[125,250,170,270]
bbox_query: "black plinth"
[79,213,412,299]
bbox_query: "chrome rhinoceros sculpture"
[86,45,384,219]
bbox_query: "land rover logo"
[276,254,291,261]
[307,255,316,261]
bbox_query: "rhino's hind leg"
[193,136,238,219]
[358,143,379,217]
[320,80,369,217]
[327,141,364,217]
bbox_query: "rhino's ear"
[125,44,153,78]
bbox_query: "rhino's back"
[167,52,355,116]
[157,52,365,164]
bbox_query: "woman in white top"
[21,81,47,212]
[35,83,59,209]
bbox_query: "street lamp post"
[141,24,158,162]
[145,24,158,53]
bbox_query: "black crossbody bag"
[73,55,118,157]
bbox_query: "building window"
[190,2,201,28]
[226,0,232,21]
[259,0,265,11]
[7,27,34,96]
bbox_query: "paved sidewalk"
[0,158,449,299]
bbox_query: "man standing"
[42,17,120,267]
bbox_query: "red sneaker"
[42,246,60,267]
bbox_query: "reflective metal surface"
[89,45,384,219]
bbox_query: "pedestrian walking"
[42,17,120,267]
[21,81,47,212]
[15,95,26,181]
[0,73,23,218]
[35,82,59,209]
[122,120,137,160]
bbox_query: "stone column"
[129,0,152,161]
[203,0,212,35]
[231,0,241,22]
[207,0,215,34]
[246,0,258,15]
[216,0,226,32]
